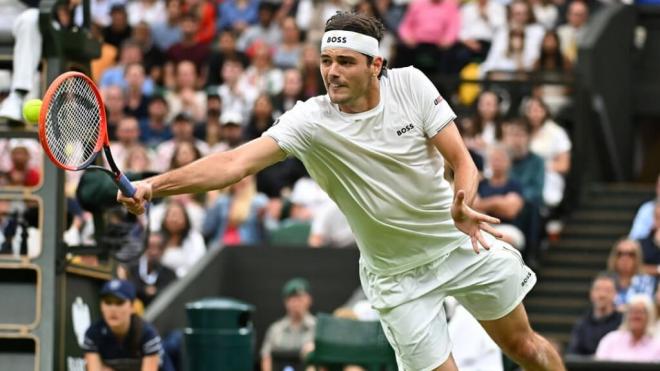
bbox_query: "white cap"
[220,111,244,126]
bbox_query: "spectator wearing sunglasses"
[81,279,173,371]
[606,239,655,311]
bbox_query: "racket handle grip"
[116,173,136,197]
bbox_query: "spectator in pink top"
[395,0,460,75]
[596,294,660,362]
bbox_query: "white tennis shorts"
[359,236,536,371]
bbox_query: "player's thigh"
[450,241,536,321]
[378,290,451,371]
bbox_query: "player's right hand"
[117,181,152,215]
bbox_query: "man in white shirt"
[119,12,564,371]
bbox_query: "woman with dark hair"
[523,96,571,207]
[534,31,571,72]
[159,200,206,277]
[169,141,202,170]
[245,94,276,140]
[462,90,503,154]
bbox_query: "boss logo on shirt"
[396,123,415,136]
[434,95,444,106]
[327,36,347,43]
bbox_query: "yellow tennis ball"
[65,143,74,157]
[22,99,42,123]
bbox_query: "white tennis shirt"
[264,67,469,275]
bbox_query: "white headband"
[321,30,380,57]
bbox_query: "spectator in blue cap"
[81,279,173,371]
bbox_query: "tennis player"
[119,12,564,371]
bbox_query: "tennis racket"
[38,71,147,262]
[38,71,136,197]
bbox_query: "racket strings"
[44,76,103,169]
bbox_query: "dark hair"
[473,90,503,139]
[502,117,532,135]
[169,141,202,170]
[537,31,569,72]
[324,12,388,78]
[161,200,191,241]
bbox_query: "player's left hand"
[451,190,504,254]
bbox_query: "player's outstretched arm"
[432,122,503,253]
[118,137,286,215]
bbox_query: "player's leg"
[479,303,565,371]
[430,354,458,371]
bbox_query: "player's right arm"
[118,137,286,215]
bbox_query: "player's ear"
[372,56,384,76]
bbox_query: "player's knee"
[500,333,538,362]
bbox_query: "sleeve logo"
[434,96,444,106]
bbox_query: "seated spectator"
[236,2,282,52]
[159,200,206,277]
[82,279,172,370]
[125,146,154,174]
[220,111,247,150]
[289,177,333,222]
[166,13,210,74]
[271,68,304,119]
[524,97,571,208]
[216,55,259,124]
[127,233,178,307]
[630,174,660,240]
[207,30,250,87]
[532,31,573,114]
[5,144,40,187]
[304,0,350,45]
[150,0,182,51]
[463,90,503,156]
[127,0,166,27]
[217,0,259,34]
[596,294,660,362]
[300,44,325,99]
[261,278,316,371]
[308,201,355,248]
[501,118,544,264]
[396,0,460,75]
[480,0,545,76]
[272,17,303,70]
[607,238,655,309]
[245,94,276,141]
[530,0,558,30]
[110,116,148,170]
[533,30,572,73]
[244,41,284,96]
[124,63,152,122]
[130,22,166,92]
[474,145,526,250]
[182,0,217,45]
[103,85,127,140]
[154,113,209,172]
[456,0,506,69]
[557,0,589,64]
[164,60,207,122]
[0,139,42,177]
[641,203,660,277]
[202,175,270,248]
[140,96,172,149]
[103,4,132,48]
[101,40,155,96]
[567,273,622,356]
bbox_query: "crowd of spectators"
[1,0,638,368]
[568,175,660,362]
